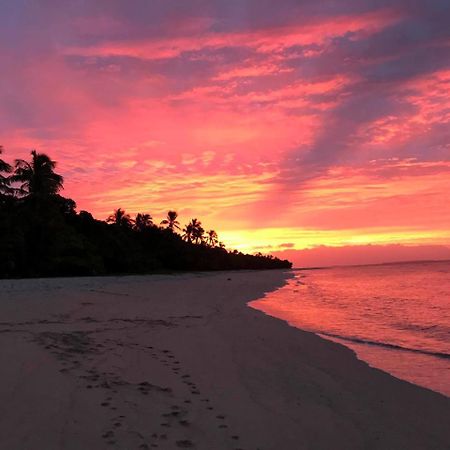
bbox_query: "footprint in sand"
[102,431,114,439]
[176,440,194,448]
[162,411,180,418]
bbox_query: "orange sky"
[1,1,449,265]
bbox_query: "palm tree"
[182,222,194,243]
[11,150,64,197]
[107,208,133,228]
[0,146,12,195]
[187,218,204,244]
[160,210,180,232]
[134,213,153,232]
[206,229,218,247]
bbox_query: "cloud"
[0,0,449,257]
[278,2,450,184]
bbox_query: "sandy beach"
[0,270,449,450]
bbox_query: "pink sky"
[1,1,449,265]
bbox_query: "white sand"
[0,270,448,450]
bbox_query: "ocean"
[250,260,450,397]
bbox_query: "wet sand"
[0,270,449,449]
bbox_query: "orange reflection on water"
[250,262,450,396]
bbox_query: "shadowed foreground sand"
[0,270,449,450]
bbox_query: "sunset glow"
[1,1,449,265]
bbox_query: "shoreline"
[0,270,449,449]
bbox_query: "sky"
[1,0,449,266]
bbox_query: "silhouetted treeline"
[0,148,292,278]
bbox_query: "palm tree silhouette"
[12,150,64,197]
[182,222,194,243]
[186,218,204,244]
[0,146,12,195]
[160,210,180,232]
[206,230,218,247]
[107,208,133,228]
[134,213,153,232]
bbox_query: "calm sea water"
[250,261,450,397]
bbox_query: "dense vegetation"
[0,148,292,278]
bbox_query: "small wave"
[317,331,450,359]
